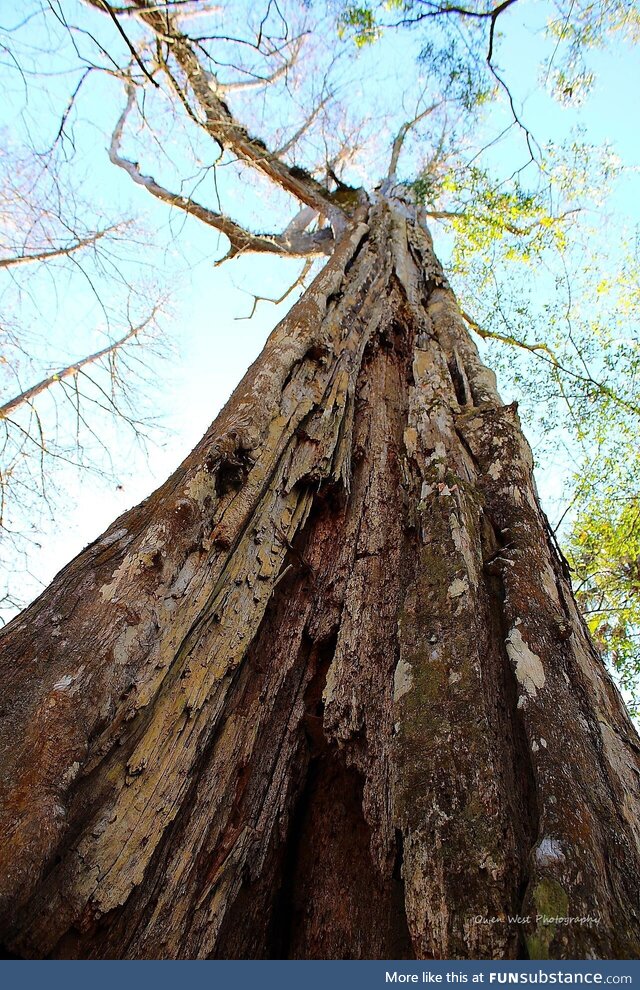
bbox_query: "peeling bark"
[1,201,639,960]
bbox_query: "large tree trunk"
[1,201,639,960]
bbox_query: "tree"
[0,115,165,618]
[0,0,639,961]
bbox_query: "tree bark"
[1,200,639,960]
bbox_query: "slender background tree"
[0,96,167,614]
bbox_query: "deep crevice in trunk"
[480,519,541,959]
[275,749,415,960]
[446,355,469,407]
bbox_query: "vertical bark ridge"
[458,403,640,958]
[1,201,639,959]
[389,222,530,959]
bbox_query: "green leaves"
[412,155,581,277]
[418,38,493,112]
[567,491,640,716]
[338,4,382,45]
[546,1,640,105]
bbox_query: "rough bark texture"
[1,201,640,960]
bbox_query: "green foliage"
[567,492,640,716]
[339,1,640,111]
[418,39,493,112]
[412,137,621,274]
[546,1,640,105]
[337,4,382,45]
[428,164,559,265]
[338,0,406,45]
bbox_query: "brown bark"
[1,201,639,960]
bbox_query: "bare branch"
[154,38,201,125]
[0,226,121,269]
[94,0,159,87]
[45,66,95,155]
[217,36,303,94]
[108,85,334,260]
[282,206,318,238]
[274,93,332,159]
[90,1,221,15]
[0,308,159,419]
[109,2,346,229]
[236,258,314,321]
[386,101,443,184]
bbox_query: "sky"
[0,0,638,618]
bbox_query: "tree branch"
[94,0,159,87]
[0,309,158,419]
[0,227,120,269]
[89,1,222,15]
[386,101,442,184]
[216,36,303,94]
[424,208,580,237]
[274,93,332,159]
[462,309,640,418]
[282,206,318,239]
[109,85,333,260]
[388,0,537,164]
[461,308,558,361]
[236,258,314,321]
[107,1,346,231]
[391,0,520,30]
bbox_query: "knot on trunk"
[204,430,257,497]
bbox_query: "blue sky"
[0,0,638,614]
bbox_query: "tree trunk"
[1,201,639,960]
